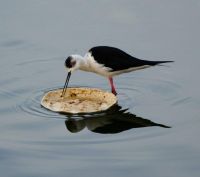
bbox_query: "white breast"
[80,52,151,77]
[80,52,112,77]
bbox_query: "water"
[0,1,200,177]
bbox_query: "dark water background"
[0,1,200,177]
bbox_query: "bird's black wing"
[89,46,172,71]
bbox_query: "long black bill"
[61,71,71,97]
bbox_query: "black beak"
[61,71,71,97]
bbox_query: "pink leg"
[108,77,117,95]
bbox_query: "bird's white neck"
[71,54,90,71]
[71,52,110,76]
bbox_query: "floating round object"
[41,88,117,114]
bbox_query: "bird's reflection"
[64,105,170,134]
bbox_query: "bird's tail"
[147,60,174,66]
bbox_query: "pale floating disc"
[41,88,117,114]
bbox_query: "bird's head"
[65,55,82,72]
[61,55,82,97]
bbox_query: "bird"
[62,46,173,96]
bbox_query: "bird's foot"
[112,89,117,96]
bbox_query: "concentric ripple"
[19,87,64,119]
[0,56,183,137]
[117,75,182,108]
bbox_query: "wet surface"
[0,1,200,177]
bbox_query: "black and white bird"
[62,46,173,96]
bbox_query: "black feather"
[89,46,173,71]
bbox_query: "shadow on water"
[63,104,170,134]
[19,87,171,135]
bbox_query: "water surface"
[0,1,200,177]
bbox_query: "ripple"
[18,84,170,137]
[19,87,64,119]
[16,56,63,66]
[0,39,25,48]
[0,55,182,138]
[171,97,192,106]
[20,129,169,146]
[0,89,22,115]
[117,75,182,106]
[18,74,182,123]
[18,86,141,121]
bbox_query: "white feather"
[70,52,151,77]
